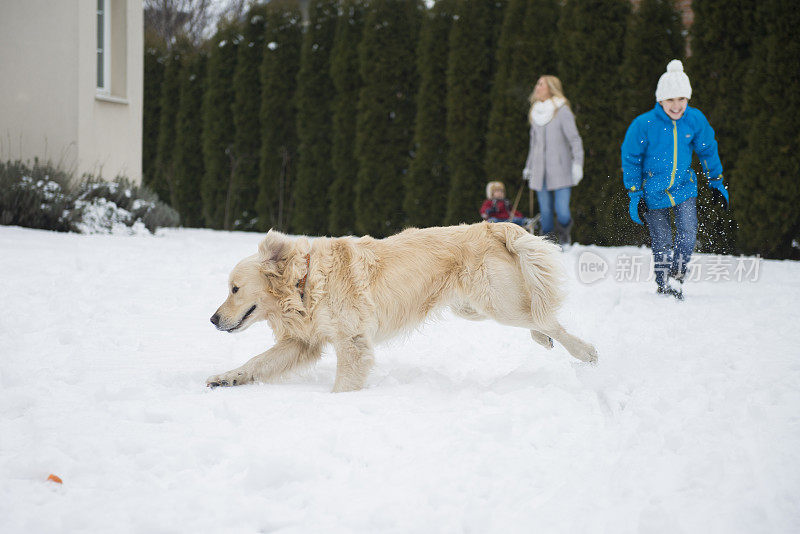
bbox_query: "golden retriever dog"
[207,222,597,392]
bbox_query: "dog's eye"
[232,286,239,294]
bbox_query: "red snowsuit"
[480,198,522,221]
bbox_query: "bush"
[0,160,179,234]
[0,160,76,231]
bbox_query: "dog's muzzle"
[210,304,257,333]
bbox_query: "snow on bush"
[0,160,179,235]
[72,197,149,235]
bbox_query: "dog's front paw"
[206,370,251,388]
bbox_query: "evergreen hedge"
[619,0,684,122]
[201,24,239,230]
[142,45,165,192]
[152,49,184,203]
[688,0,758,255]
[404,0,455,229]
[171,52,207,227]
[292,0,339,236]
[230,5,267,230]
[257,0,303,232]
[444,0,505,226]
[328,0,366,236]
[354,0,423,237]
[735,0,800,258]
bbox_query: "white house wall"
[0,1,81,173]
[78,0,143,183]
[0,0,143,184]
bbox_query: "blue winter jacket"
[621,104,723,210]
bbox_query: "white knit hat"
[486,181,505,199]
[655,59,692,101]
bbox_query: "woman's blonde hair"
[528,75,570,123]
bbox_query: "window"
[95,0,128,101]
[96,0,110,93]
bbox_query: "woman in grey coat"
[522,75,584,244]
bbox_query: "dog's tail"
[497,224,566,325]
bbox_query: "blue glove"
[628,190,644,225]
[708,176,729,210]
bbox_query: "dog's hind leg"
[332,334,375,393]
[530,330,554,349]
[533,319,598,363]
[451,302,487,321]
[206,338,322,388]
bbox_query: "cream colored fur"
[207,222,597,392]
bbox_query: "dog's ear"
[258,230,287,264]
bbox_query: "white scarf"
[530,96,566,126]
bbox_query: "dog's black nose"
[210,313,220,326]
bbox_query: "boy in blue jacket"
[621,59,729,299]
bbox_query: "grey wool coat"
[523,105,584,191]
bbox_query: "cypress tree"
[171,52,207,227]
[354,0,423,237]
[328,0,366,236]
[484,0,559,212]
[201,24,240,230]
[688,0,758,255]
[291,0,339,236]
[153,49,184,203]
[689,0,757,173]
[444,0,506,226]
[231,5,267,230]
[734,0,800,258]
[619,0,684,122]
[556,0,630,245]
[143,45,165,191]
[256,0,303,232]
[404,0,455,229]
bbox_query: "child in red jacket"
[480,182,533,230]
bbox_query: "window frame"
[96,0,111,94]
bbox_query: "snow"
[17,176,65,202]
[72,197,149,236]
[1,225,799,533]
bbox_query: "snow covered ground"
[1,225,799,533]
